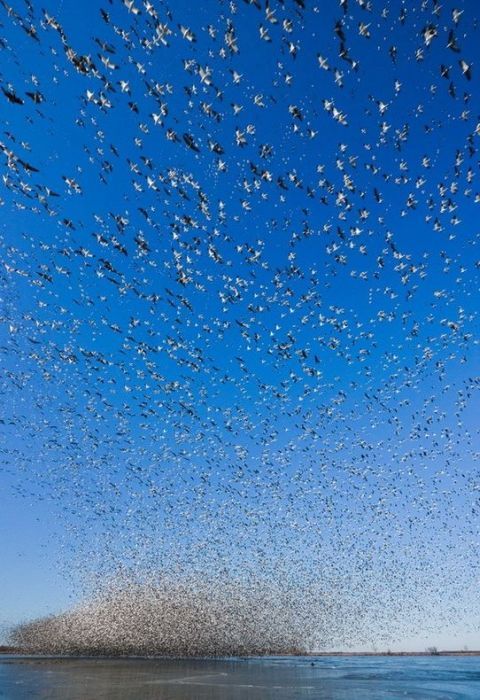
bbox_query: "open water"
[0,655,479,699]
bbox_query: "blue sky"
[1,0,479,650]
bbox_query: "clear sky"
[1,0,479,651]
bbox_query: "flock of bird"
[10,576,315,655]
[1,0,479,654]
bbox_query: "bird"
[0,0,478,661]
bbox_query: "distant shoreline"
[1,647,480,658]
[307,651,480,657]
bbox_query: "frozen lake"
[1,655,480,699]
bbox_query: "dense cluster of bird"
[10,576,315,656]
[1,0,479,654]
